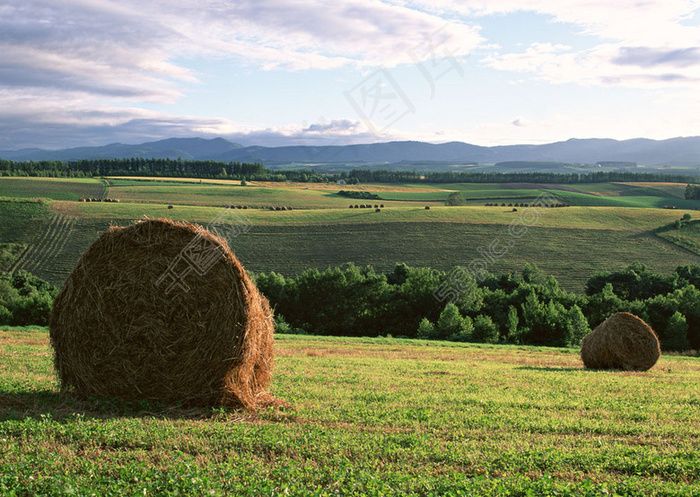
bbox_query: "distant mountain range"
[0,137,243,163]
[3,136,700,169]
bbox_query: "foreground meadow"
[1,329,698,496]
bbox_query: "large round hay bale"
[49,218,275,408]
[580,312,660,371]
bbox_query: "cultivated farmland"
[0,174,700,290]
[0,177,105,201]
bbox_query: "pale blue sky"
[1,1,700,149]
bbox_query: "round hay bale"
[580,312,660,371]
[50,218,275,408]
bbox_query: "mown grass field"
[658,220,700,256]
[0,177,105,201]
[104,178,441,209]
[0,176,697,289]
[2,199,698,289]
[51,201,693,229]
[3,177,698,210]
[105,179,700,210]
[0,329,698,496]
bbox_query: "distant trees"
[686,184,700,200]
[435,303,473,341]
[337,190,380,200]
[2,158,700,185]
[0,271,57,326]
[0,158,266,179]
[472,315,499,343]
[417,318,435,339]
[585,263,676,301]
[257,262,700,351]
[445,192,466,206]
[344,169,700,185]
[675,213,693,230]
[6,261,700,352]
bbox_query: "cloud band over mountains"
[2,0,700,149]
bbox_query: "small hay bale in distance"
[580,312,660,371]
[49,218,275,408]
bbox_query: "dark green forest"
[260,262,698,352]
[686,184,700,199]
[0,271,56,326]
[0,158,266,179]
[1,158,699,184]
[4,262,699,352]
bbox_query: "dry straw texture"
[50,218,275,408]
[581,312,661,371]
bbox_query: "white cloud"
[3,0,700,148]
[408,92,700,146]
[0,0,483,97]
[404,0,700,88]
[0,0,484,148]
[401,1,700,44]
[483,42,700,89]
[0,88,384,149]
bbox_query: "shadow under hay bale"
[50,218,276,409]
[580,312,660,371]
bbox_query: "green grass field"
[105,178,439,209]
[366,182,700,209]
[0,177,105,201]
[1,177,700,495]
[3,199,698,289]
[1,177,699,211]
[0,177,697,290]
[1,329,698,496]
[50,201,692,230]
[657,220,700,256]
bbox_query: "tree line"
[686,184,700,200]
[342,169,700,184]
[257,262,700,352]
[1,158,699,185]
[0,271,56,326]
[0,158,266,179]
[2,263,699,352]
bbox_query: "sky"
[2,0,700,150]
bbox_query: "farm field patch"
[0,177,104,201]
[3,200,697,289]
